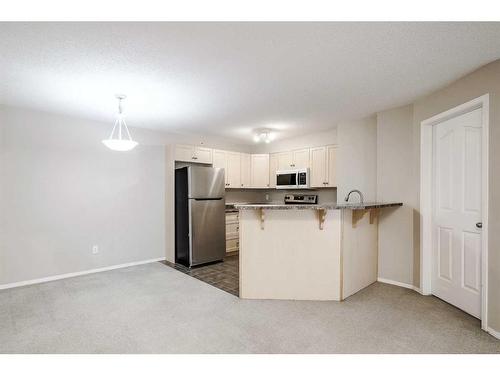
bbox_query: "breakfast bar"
[234,202,402,301]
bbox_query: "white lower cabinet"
[250,154,270,188]
[225,211,239,254]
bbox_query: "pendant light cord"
[107,96,133,141]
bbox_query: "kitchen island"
[234,202,402,301]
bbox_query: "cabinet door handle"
[476,222,482,229]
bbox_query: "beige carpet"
[0,262,499,353]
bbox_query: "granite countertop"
[233,202,403,210]
[226,202,278,210]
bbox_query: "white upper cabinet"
[212,150,241,188]
[277,151,293,170]
[175,143,335,189]
[310,145,337,187]
[212,149,226,169]
[240,153,252,188]
[293,148,310,169]
[276,148,310,170]
[174,144,196,162]
[175,144,213,164]
[326,145,337,187]
[194,146,213,164]
[268,153,278,188]
[251,154,270,188]
[310,146,327,188]
[226,151,241,188]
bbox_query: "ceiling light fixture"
[102,94,138,151]
[253,129,274,143]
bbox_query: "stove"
[284,194,318,205]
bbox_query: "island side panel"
[341,209,378,299]
[239,209,342,301]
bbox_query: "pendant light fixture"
[102,94,138,151]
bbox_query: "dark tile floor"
[162,254,239,296]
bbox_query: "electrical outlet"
[92,245,99,254]
[265,194,270,201]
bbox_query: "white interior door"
[432,108,482,318]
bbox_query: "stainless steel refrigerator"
[175,166,226,267]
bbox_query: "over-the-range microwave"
[276,168,310,189]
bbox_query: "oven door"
[276,171,298,189]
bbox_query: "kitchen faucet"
[345,189,364,205]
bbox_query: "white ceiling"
[1,22,500,144]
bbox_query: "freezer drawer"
[190,198,226,266]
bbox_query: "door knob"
[476,222,483,229]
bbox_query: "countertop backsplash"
[225,188,337,206]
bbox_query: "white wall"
[0,106,166,285]
[376,105,416,286]
[412,60,500,332]
[225,189,270,203]
[336,117,377,202]
[373,60,500,333]
[0,105,251,285]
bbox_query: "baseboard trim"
[377,277,421,292]
[0,257,166,290]
[487,326,500,340]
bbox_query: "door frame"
[420,94,489,330]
